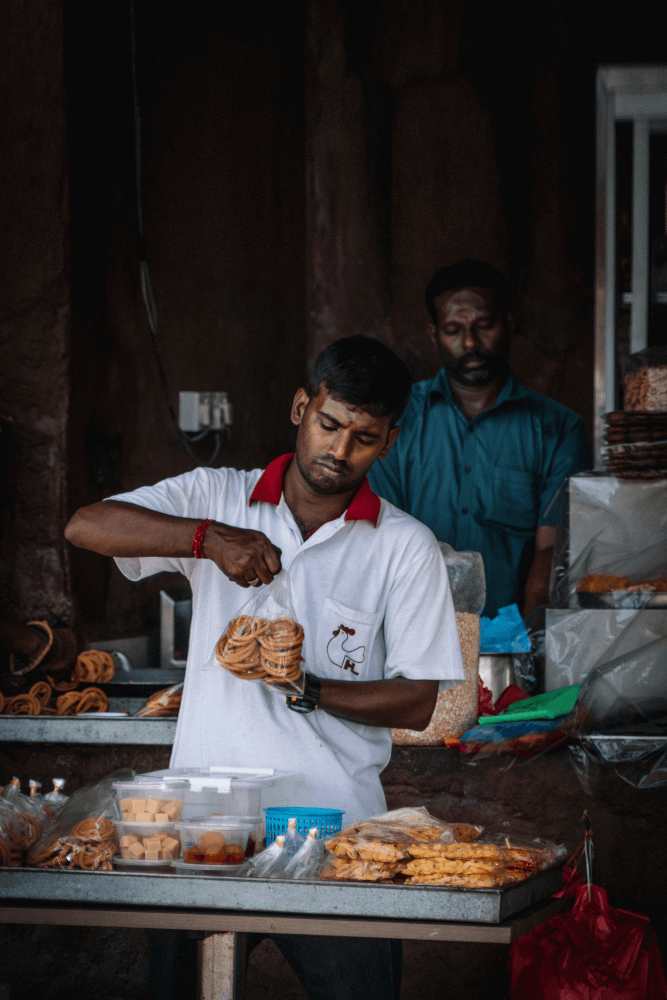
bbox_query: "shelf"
[0,716,176,745]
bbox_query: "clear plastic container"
[135,767,299,823]
[111,820,181,861]
[112,780,188,822]
[206,814,262,857]
[176,819,255,866]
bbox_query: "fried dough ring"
[56,691,82,715]
[75,687,109,713]
[76,650,115,683]
[216,615,305,682]
[71,817,115,841]
[0,839,9,866]
[4,694,41,715]
[29,680,52,707]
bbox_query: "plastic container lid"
[478,683,581,725]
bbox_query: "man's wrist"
[286,672,321,714]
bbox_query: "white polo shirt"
[110,454,464,822]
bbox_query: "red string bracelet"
[192,519,214,559]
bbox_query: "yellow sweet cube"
[154,830,168,841]
[119,834,139,848]
[145,798,160,814]
[155,813,169,824]
[119,798,133,812]
[160,837,180,860]
[130,798,146,813]
[128,841,145,859]
[144,850,160,861]
[136,812,153,822]
[164,800,181,820]
[144,837,161,853]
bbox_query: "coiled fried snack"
[216,615,304,684]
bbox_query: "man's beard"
[295,446,354,496]
[442,349,509,387]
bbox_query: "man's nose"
[329,433,353,462]
[460,325,479,350]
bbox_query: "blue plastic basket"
[264,806,344,841]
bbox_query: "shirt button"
[461,507,469,514]
[464,465,471,473]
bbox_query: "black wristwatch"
[286,672,321,714]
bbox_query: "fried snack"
[4,694,41,715]
[29,681,52,707]
[71,818,115,841]
[29,814,117,870]
[48,657,85,692]
[407,842,503,860]
[56,691,82,715]
[401,858,505,876]
[577,574,630,593]
[0,838,9,866]
[327,836,410,863]
[216,615,304,684]
[135,684,183,717]
[75,687,109,713]
[75,649,115,683]
[320,857,403,881]
[451,824,483,843]
[17,812,41,846]
[405,873,505,888]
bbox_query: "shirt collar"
[429,368,529,410]
[249,453,380,528]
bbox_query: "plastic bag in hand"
[213,570,306,695]
[284,828,325,880]
[239,834,290,878]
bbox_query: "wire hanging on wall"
[129,0,232,468]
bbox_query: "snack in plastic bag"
[284,816,305,857]
[43,778,69,811]
[624,345,667,412]
[29,780,43,803]
[320,855,402,881]
[284,827,325,879]
[437,542,486,616]
[214,571,306,695]
[0,777,51,863]
[27,768,133,870]
[135,683,183,717]
[239,834,290,878]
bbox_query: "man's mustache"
[314,456,350,474]
[456,351,493,369]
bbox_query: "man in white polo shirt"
[65,335,464,1000]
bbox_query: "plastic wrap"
[567,614,667,789]
[623,345,667,411]
[135,683,183,717]
[27,768,134,869]
[239,834,290,878]
[212,570,306,695]
[43,778,69,810]
[283,828,325,879]
[283,816,305,857]
[550,474,667,609]
[0,778,50,864]
[437,542,486,615]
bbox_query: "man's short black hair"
[425,260,511,323]
[308,335,411,423]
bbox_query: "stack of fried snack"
[603,411,667,479]
[320,808,556,888]
[1,679,109,716]
[134,682,183,717]
[28,817,116,871]
[0,777,52,867]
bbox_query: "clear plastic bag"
[27,768,134,870]
[624,345,667,411]
[238,834,290,878]
[43,778,69,811]
[213,570,306,695]
[437,542,486,615]
[283,828,325,879]
[283,816,305,857]
[134,682,183,717]
[0,777,51,863]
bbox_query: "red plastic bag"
[510,882,666,999]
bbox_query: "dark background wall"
[1,0,666,633]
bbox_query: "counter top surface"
[0,864,562,924]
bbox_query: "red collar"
[249,453,380,528]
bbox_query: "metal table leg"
[197,931,246,1000]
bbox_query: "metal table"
[0,868,567,999]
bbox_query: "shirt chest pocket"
[478,467,540,532]
[314,598,381,681]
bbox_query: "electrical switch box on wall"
[178,392,232,432]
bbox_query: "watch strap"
[286,672,321,714]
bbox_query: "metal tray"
[577,591,667,609]
[0,863,563,924]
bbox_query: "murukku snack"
[56,691,82,715]
[135,683,183,717]
[75,650,115,683]
[75,687,109,713]
[216,615,304,684]
[29,681,52,707]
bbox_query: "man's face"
[291,386,399,496]
[427,286,511,387]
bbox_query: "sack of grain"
[392,612,479,746]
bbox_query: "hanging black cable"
[129,0,224,468]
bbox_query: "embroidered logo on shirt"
[327,625,365,676]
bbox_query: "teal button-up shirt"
[368,369,592,617]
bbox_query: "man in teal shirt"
[368,260,592,619]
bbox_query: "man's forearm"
[65,501,199,558]
[523,546,554,618]
[317,677,438,731]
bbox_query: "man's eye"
[320,422,337,432]
[357,437,374,447]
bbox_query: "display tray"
[170,860,244,875]
[577,591,667,609]
[0,862,564,924]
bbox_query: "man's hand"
[65,501,282,587]
[523,525,557,619]
[203,522,281,587]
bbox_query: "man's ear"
[427,322,437,350]
[378,425,400,460]
[291,388,310,427]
